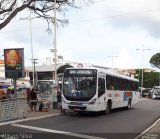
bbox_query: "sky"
[0,0,160,70]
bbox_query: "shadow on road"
[65,107,135,117]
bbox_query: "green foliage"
[150,53,160,69]
[135,69,160,88]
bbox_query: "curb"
[0,113,61,127]
[134,117,160,139]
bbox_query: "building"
[25,62,93,81]
[0,58,157,87]
[120,68,156,77]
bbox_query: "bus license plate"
[74,108,80,111]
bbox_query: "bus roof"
[64,68,139,82]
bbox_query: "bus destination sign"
[69,69,94,75]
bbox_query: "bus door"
[98,74,106,111]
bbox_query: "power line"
[70,8,160,24]
[93,0,110,4]
[0,8,160,33]
[0,26,47,34]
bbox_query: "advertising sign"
[4,48,25,78]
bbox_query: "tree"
[135,69,159,88]
[0,0,93,30]
[149,53,160,69]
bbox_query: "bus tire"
[78,111,84,115]
[61,109,66,114]
[125,99,131,110]
[103,101,112,115]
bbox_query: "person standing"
[30,88,37,111]
[57,90,62,112]
[27,88,32,110]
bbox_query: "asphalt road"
[1,99,160,139]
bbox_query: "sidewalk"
[0,105,61,126]
[27,108,61,119]
[135,118,160,139]
[135,98,160,139]
[26,103,61,119]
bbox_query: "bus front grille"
[68,106,87,111]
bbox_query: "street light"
[32,59,38,89]
[20,12,35,88]
[107,52,118,69]
[53,0,57,82]
[50,48,56,80]
[136,45,151,98]
[52,0,67,82]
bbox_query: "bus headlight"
[62,99,66,104]
[89,98,96,105]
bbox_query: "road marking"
[134,118,160,139]
[0,113,61,126]
[12,124,106,139]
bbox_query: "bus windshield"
[63,69,97,101]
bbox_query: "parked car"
[151,86,160,99]
[141,88,152,98]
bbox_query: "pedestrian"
[27,88,32,110]
[6,88,12,99]
[57,90,62,112]
[11,89,14,98]
[30,88,37,111]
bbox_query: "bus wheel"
[126,99,131,110]
[78,111,84,115]
[103,101,112,115]
[61,109,66,114]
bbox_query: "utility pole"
[29,12,34,89]
[107,52,118,69]
[32,58,38,89]
[50,49,56,80]
[53,0,57,82]
[52,0,67,82]
[20,12,34,89]
[136,45,150,98]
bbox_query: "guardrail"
[0,98,27,123]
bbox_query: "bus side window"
[131,81,134,91]
[135,82,139,91]
[106,75,114,90]
[113,76,119,90]
[119,78,123,90]
[124,79,127,91]
[128,80,131,90]
[98,78,105,97]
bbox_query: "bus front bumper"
[62,103,98,112]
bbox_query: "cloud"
[116,48,136,69]
[100,0,160,38]
[1,0,160,70]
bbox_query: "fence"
[0,98,27,123]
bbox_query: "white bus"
[62,68,140,114]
